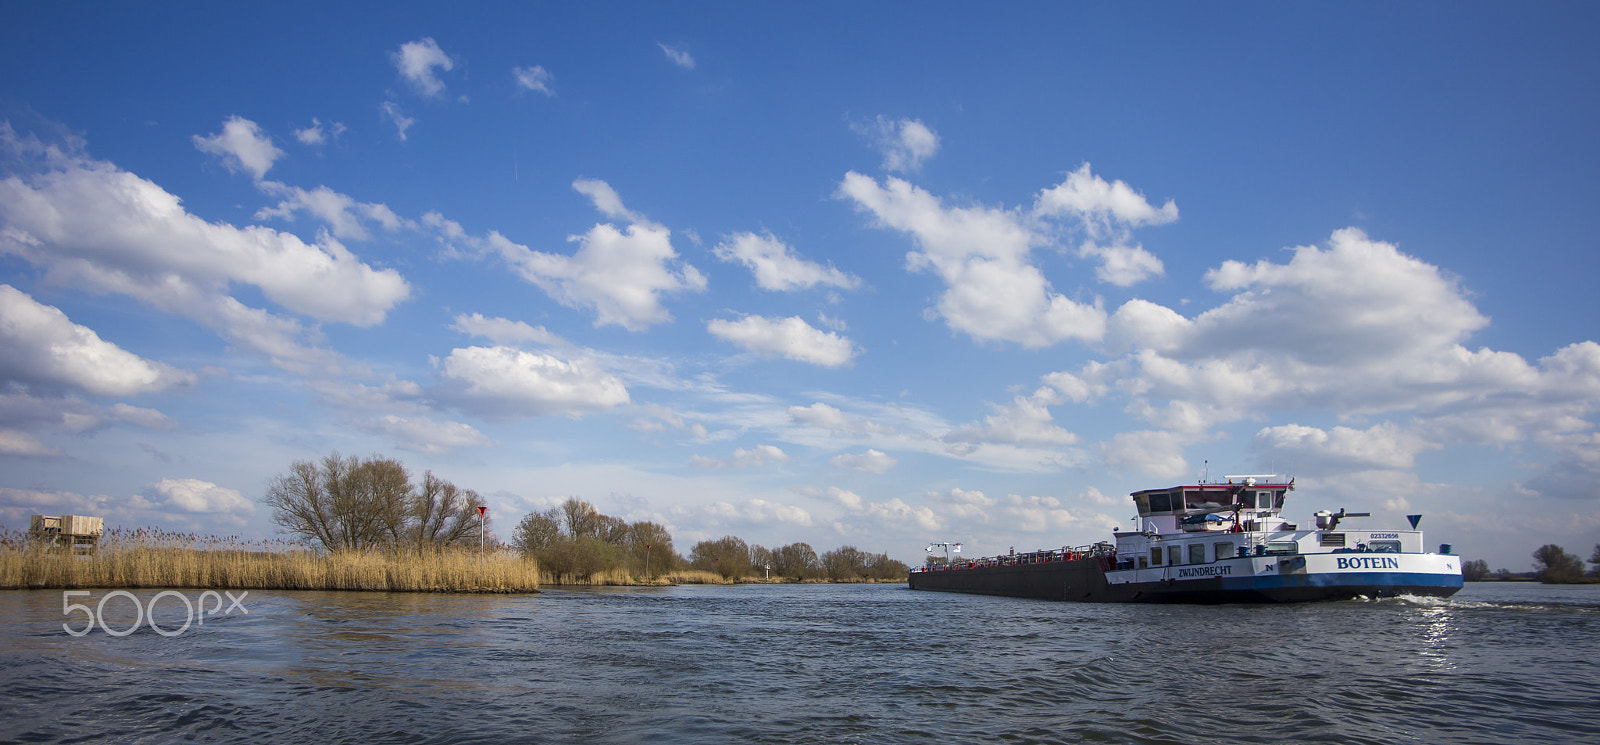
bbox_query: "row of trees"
[265,453,487,552]
[266,455,912,583]
[686,535,908,581]
[510,498,910,583]
[1462,544,1600,583]
[512,498,674,581]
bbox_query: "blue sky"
[2,3,1597,570]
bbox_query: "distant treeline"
[513,498,909,584]
[261,453,910,586]
[1463,544,1600,584]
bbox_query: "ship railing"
[916,543,1116,572]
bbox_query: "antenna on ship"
[925,541,962,566]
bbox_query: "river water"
[1,582,1596,744]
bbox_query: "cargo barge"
[908,476,1463,603]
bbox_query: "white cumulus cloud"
[428,181,704,331]
[0,429,60,457]
[449,313,563,347]
[1078,242,1165,287]
[1100,430,1192,479]
[1034,163,1179,232]
[1033,163,1176,287]
[293,118,345,146]
[810,485,940,532]
[438,345,630,418]
[1038,227,1600,485]
[857,116,940,173]
[0,285,194,396]
[0,390,173,435]
[945,387,1077,446]
[708,315,856,367]
[1253,422,1439,472]
[998,493,1122,535]
[713,231,860,291]
[829,449,898,474]
[572,177,645,223]
[371,414,494,454]
[513,65,555,95]
[255,181,413,241]
[838,171,1106,347]
[143,478,253,514]
[1194,228,1484,364]
[679,498,813,529]
[393,37,454,97]
[0,136,411,373]
[528,222,704,330]
[691,444,790,469]
[192,116,284,180]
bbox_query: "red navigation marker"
[478,506,487,517]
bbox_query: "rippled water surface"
[2,582,1597,744]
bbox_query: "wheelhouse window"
[1148,491,1173,513]
[1185,490,1225,512]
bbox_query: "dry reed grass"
[659,569,730,585]
[0,528,541,593]
[533,568,731,586]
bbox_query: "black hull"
[910,559,1134,602]
[908,559,1462,604]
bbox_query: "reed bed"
[662,569,731,585]
[0,528,541,593]
[533,568,731,586]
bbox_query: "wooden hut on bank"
[29,515,104,555]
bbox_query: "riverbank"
[0,532,543,593]
[1,531,907,592]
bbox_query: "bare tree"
[597,514,630,545]
[361,456,413,545]
[321,453,371,549]
[821,545,868,580]
[412,471,483,548]
[864,551,909,580]
[561,498,603,540]
[751,545,774,577]
[691,535,752,579]
[265,452,485,552]
[264,459,341,550]
[513,508,563,554]
[1533,544,1584,583]
[622,520,674,576]
[773,542,820,580]
[265,453,388,550]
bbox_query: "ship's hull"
[909,553,1463,604]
